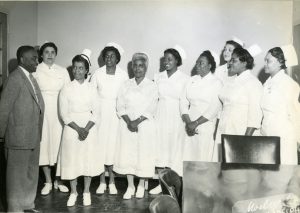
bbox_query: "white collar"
[199,72,213,80]
[19,66,31,77]
[235,69,251,81]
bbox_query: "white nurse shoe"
[149,185,162,195]
[109,183,118,195]
[67,193,78,207]
[96,183,107,194]
[83,192,91,206]
[41,183,52,195]
[54,180,69,193]
[135,185,145,198]
[123,187,135,200]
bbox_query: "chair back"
[158,169,182,207]
[221,134,280,164]
[149,195,181,213]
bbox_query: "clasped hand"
[76,127,89,141]
[185,121,198,136]
[127,119,140,133]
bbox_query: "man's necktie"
[29,73,41,104]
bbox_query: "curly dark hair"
[16,45,35,64]
[164,48,182,66]
[268,47,287,69]
[200,50,216,73]
[232,47,254,70]
[72,55,89,72]
[39,42,58,63]
[101,46,121,64]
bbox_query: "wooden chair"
[158,169,182,208]
[221,134,280,164]
[149,195,181,213]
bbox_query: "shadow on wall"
[292,66,300,86]
[8,58,18,74]
[97,51,105,68]
[258,68,269,84]
[66,66,74,81]
[191,65,197,76]
[219,51,226,67]
[159,57,164,72]
[127,61,134,79]
[292,66,300,103]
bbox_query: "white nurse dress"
[180,73,222,161]
[261,70,300,164]
[58,80,104,180]
[216,70,263,160]
[154,70,190,176]
[90,66,128,165]
[35,62,70,166]
[114,78,158,177]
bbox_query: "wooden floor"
[34,176,159,213]
[0,143,159,213]
[1,174,159,213]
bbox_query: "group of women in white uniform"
[34,40,300,207]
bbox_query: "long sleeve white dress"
[180,73,222,161]
[90,66,128,166]
[154,70,190,176]
[58,80,104,180]
[215,70,263,161]
[261,70,300,164]
[114,78,158,177]
[35,62,70,166]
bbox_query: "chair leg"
[145,180,148,190]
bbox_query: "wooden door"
[292,24,300,86]
[0,12,7,93]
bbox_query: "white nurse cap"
[281,44,298,67]
[106,42,125,56]
[174,44,187,60]
[81,49,92,66]
[247,44,262,57]
[232,36,244,47]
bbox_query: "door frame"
[0,12,8,89]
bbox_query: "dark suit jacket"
[0,67,45,149]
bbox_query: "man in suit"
[0,46,44,212]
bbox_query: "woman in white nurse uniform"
[181,51,222,161]
[216,47,263,160]
[214,39,243,84]
[261,46,300,165]
[35,42,70,195]
[216,48,263,206]
[114,53,158,199]
[150,46,190,194]
[59,51,104,207]
[91,43,128,195]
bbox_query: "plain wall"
[36,1,293,79]
[294,0,300,25]
[0,1,37,72]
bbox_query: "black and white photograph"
[0,0,300,212]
